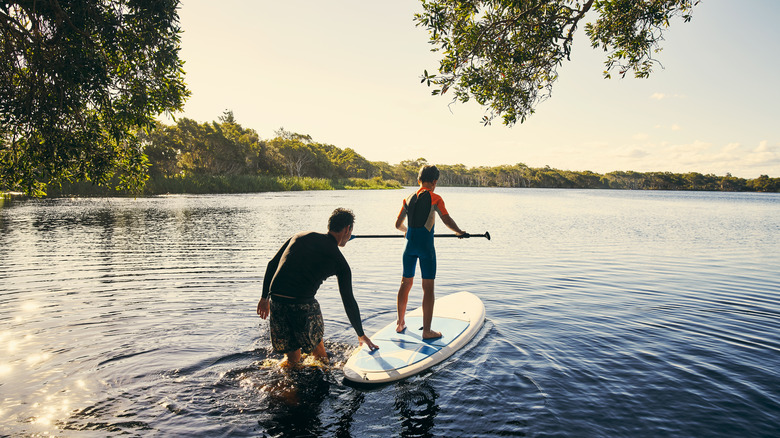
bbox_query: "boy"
[395,165,466,339]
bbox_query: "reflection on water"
[395,381,439,437]
[1,190,779,436]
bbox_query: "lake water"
[1,188,779,437]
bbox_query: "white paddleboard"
[343,291,485,384]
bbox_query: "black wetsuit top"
[261,231,365,337]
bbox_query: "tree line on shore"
[430,164,779,192]
[45,112,780,196]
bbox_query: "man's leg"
[271,300,302,366]
[282,348,302,366]
[421,278,441,339]
[299,301,326,364]
[311,340,328,364]
[396,276,414,332]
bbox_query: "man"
[395,165,467,339]
[257,208,378,365]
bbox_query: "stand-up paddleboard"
[343,291,485,384]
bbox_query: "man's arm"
[257,298,270,319]
[335,256,377,350]
[335,263,365,337]
[258,238,290,318]
[359,335,379,351]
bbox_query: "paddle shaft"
[351,231,490,240]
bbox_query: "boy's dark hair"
[418,165,440,183]
[328,208,355,232]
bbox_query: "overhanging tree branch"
[1,0,189,196]
[416,0,700,126]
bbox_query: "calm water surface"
[1,188,779,437]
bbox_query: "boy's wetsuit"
[397,187,449,280]
[262,231,365,337]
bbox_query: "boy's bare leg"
[396,277,414,332]
[421,278,442,339]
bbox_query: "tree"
[747,175,780,193]
[415,0,700,126]
[394,158,429,185]
[1,0,189,195]
[139,122,182,177]
[329,147,377,178]
[166,116,264,176]
[271,138,315,177]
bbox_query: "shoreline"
[5,186,780,202]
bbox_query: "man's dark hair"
[418,165,440,183]
[328,208,355,232]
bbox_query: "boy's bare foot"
[422,329,442,340]
[396,323,407,333]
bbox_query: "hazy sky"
[169,1,780,178]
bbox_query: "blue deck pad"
[354,317,470,372]
[380,316,469,347]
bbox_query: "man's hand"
[456,231,469,239]
[359,335,379,351]
[257,298,270,319]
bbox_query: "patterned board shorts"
[269,299,324,354]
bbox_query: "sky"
[166,1,780,178]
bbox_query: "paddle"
[351,231,491,240]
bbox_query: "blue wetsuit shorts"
[402,227,436,279]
